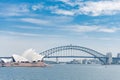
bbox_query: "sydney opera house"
[0,49,47,67]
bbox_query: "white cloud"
[99,37,112,41]
[53,9,75,16]
[14,26,42,30]
[98,37,120,41]
[0,4,29,16]
[99,28,116,33]
[20,18,50,25]
[20,16,73,26]
[32,4,44,11]
[74,26,98,32]
[57,0,120,16]
[62,24,120,33]
[46,16,73,23]
[1,0,120,17]
[58,0,81,7]
[64,25,99,32]
[79,0,120,16]
[0,31,41,37]
[0,30,63,38]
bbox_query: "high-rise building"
[117,53,120,58]
[117,53,120,64]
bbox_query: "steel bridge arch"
[40,45,107,64]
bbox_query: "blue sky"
[1,0,120,56]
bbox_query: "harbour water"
[0,64,120,80]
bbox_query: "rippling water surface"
[0,64,120,80]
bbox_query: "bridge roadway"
[0,56,120,59]
[1,56,120,59]
[45,56,106,58]
[0,56,106,59]
[0,56,120,61]
[0,56,107,61]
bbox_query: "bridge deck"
[45,56,106,58]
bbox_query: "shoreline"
[0,62,47,67]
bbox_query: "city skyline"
[1,0,120,56]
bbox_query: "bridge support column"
[56,57,59,63]
[106,52,112,64]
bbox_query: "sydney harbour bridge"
[0,44,119,64]
[39,44,111,64]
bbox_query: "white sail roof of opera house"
[22,48,45,62]
[1,58,13,63]
[12,54,29,62]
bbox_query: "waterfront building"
[0,58,12,63]
[11,48,45,63]
[12,54,29,62]
[67,59,82,64]
[82,59,88,64]
[0,48,46,67]
[22,48,44,62]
